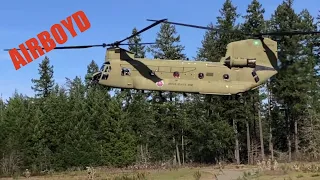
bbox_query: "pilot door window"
[121,68,131,76]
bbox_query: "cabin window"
[198,73,204,79]
[121,68,131,76]
[173,71,180,78]
[223,74,229,80]
[254,76,260,83]
[251,71,257,77]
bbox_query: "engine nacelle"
[224,56,256,68]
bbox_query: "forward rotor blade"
[3,44,108,51]
[119,42,156,45]
[115,18,167,45]
[3,42,156,51]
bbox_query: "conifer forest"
[1,0,320,176]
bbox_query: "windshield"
[100,64,105,71]
[100,62,111,72]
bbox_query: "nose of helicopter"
[86,71,103,85]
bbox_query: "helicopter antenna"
[4,19,167,51]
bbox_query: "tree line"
[0,0,320,176]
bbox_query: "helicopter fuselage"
[91,38,278,98]
[92,56,277,96]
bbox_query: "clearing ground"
[0,165,250,180]
[1,163,320,179]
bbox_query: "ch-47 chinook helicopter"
[6,19,320,103]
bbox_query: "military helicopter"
[5,19,320,103]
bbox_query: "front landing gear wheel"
[153,96,166,103]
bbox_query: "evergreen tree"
[296,9,320,160]
[148,23,186,60]
[241,0,266,163]
[197,0,241,62]
[242,0,265,34]
[269,0,308,161]
[316,12,320,61]
[128,28,146,58]
[31,56,55,98]
[85,60,99,86]
[147,23,187,166]
[196,0,242,164]
[1,91,36,174]
[126,29,155,163]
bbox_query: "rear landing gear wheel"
[236,93,245,104]
[238,97,245,104]
[153,96,163,103]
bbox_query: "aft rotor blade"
[258,30,320,36]
[147,19,230,32]
[115,19,167,45]
[148,19,320,38]
[147,19,221,32]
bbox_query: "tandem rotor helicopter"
[5,19,320,103]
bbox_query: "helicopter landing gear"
[183,92,188,98]
[153,91,166,103]
[236,93,245,104]
[153,96,163,103]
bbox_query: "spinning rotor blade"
[3,19,166,51]
[147,19,222,32]
[3,42,156,51]
[113,18,167,46]
[258,30,320,36]
[119,42,156,45]
[148,19,320,37]
[3,44,107,51]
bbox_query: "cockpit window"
[100,64,105,71]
